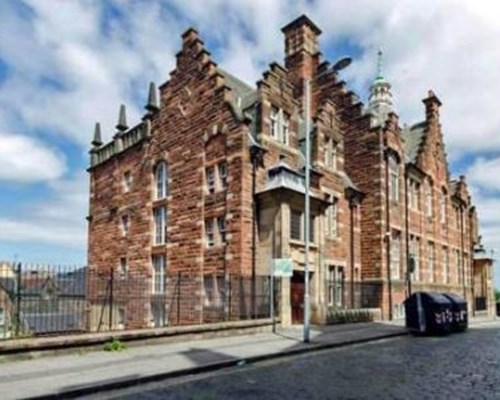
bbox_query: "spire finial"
[376,48,383,79]
[92,122,102,147]
[116,104,128,132]
[145,82,160,112]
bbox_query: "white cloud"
[0,132,65,182]
[466,157,500,194]
[0,171,88,247]
[1,0,500,283]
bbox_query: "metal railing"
[327,280,382,310]
[474,296,487,311]
[0,262,273,340]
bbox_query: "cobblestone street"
[102,322,500,400]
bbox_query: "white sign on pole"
[273,258,293,277]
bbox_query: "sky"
[0,0,499,288]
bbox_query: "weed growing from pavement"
[103,338,126,352]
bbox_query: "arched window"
[155,162,168,199]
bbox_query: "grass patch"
[103,338,126,352]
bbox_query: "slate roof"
[217,68,257,113]
[401,121,427,164]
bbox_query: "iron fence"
[0,262,274,340]
[0,263,86,338]
[327,280,382,310]
[475,296,487,311]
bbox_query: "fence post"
[228,274,232,320]
[108,268,114,331]
[15,262,22,337]
[177,272,181,325]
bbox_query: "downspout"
[349,200,355,308]
[404,166,411,297]
[384,151,393,321]
[251,151,258,319]
[459,206,466,298]
[468,211,475,315]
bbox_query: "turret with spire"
[145,82,160,113]
[91,122,103,148]
[367,49,394,126]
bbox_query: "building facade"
[87,15,495,329]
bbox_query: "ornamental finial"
[377,48,383,79]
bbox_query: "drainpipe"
[349,200,355,308]
[384,151,393,321]
[468,211,475,315]
[250,150,258,319]
[404,167,411,297]
[459,206,466,299]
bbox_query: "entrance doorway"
[291,271,305,324]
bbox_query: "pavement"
[0,317,495,400]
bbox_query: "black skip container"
[442,293,468,332]
[404,292,453,335]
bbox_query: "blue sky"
[0,0,499,288]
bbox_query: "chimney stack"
[281,15,322,106]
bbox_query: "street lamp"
[303,56,352,343]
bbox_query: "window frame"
[428,242,435,282]
[155,162,168,200]
[326,196,338,238]
[206,167,215,194]
[153,206,167,245]
[442,247,449,284]
[119,257,128,278]
[120,214,130,237]
[218,162,227,190]
[217,216,226,245]
[327,266,345,308]
[410,235,420,282]
[390,230,401,280]
[205,219,215,248]
[389,157,399,203]
[440,190,447,224]
[123,171,132,193]
[290,210,302,241]
[425,182,433,218]
[324,137,338,169]
[152,254,166,294]
[281,111,290,145]
[270,106,279,139]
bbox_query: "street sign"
[273,258,293,277]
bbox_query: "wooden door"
[291,273,305,324]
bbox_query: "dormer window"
[155,162,168,199]
[282,112,290,145]
[270,106,279,139]
[269,106,290,145]
[409,179,420,210]
[324,137,337,169]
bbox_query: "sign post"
[270,259,293,333]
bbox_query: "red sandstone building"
[87,15,495,329]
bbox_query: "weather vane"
[377,48,384,79]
